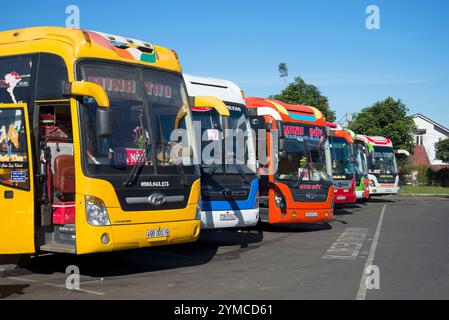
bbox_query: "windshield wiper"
[122,137,150,187]
[202,162,218,178]
[159,140,188,186]
[122,111,150,187]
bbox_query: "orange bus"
[246,98,334,224]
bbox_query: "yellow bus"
[0,26,224,255]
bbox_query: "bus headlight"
[274,191,286,209]
[85,196,111,226]
[369,180,375,187]
[195,203,202,220]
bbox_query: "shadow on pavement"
[254,222,332,233]
[15,229,264,279]
[366,197,397,203]
[0,284,29,299]
[333,208,355,216]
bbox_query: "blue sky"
[1,0,449,127]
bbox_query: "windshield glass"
[191,104,257,176]
[191,107,223,173]
[329,136,356,176]
[276,123,331,182]
[78,61,197,176]
[225,104,257,175]
[354,141,368,175]
[369,146,398,174]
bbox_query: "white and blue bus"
[184,74,259,229]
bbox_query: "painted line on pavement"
[356,204,387,300]
[322,227,369,260]
[6,276,105,296]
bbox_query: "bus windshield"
[276,123,331,182]
[354,142,368,175]
[370,146,398,174]
[225,104,257,175]
[192,104,257,176]
[329,136,356,176]
[191,107,223,173]
[78,61,197,176]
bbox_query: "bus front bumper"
[334,190,357,204]
[370,186,400,195]
[356,190,365,199]
[200,208,259,229]
[77,220,201,254]
[262,207,333,224]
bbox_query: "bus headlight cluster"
[369,180,375,187]
[195,203,202,220]
[274,191,286,209]
[85,196,111,226]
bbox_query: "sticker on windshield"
[11,171,26,183]
[0,72,21,103]
[87,76,137,95]
[144,81,172,99]
[227,105,242,112]
[283,125,324,142]
[206,129,220,141]
[114,148,145,166]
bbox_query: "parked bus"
[356,135,400,195]
[0,27,225,255]
[184,74,259,229]
[246,98,334,224]
[326,123,357,204]
[346,129,369,201]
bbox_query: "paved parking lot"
[1,195,449,300]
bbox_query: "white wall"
[413,116,449,165]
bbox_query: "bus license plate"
[337,196,346,200]
[220,213,237,221]
[147,228,169,239]
[306,212,318,217]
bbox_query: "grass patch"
[401,186,449,195]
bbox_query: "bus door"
[0,103,35,254]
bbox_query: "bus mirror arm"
[63,81,112,138]
[193,96,230,116]
[63,81,110,108]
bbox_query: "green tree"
[435,139,449,162]
[278,63,288,86]
[349,97,416,152]
[270,76,336,121]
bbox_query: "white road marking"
[6,276,38,283]
[6,276,105,296]
[322,227,369,260]
[43,282,105,296]
[356,204,387,300]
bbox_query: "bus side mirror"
[278,137,286,158]
[193,96,230,116]
[96,107,112,138]
[63,81,112,138]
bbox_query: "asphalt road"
[1,195,448,300]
